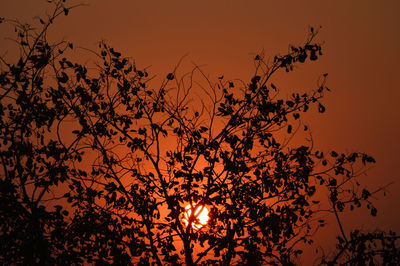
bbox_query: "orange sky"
[1,0,399,263]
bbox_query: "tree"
[0,1,399,265]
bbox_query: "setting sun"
[182,204,209,230]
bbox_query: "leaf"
[371,207,377,216]
[287,124,292,134]
[251,75,260,84]
[57,72,68,83]
[286,101,294,107]
[362,188,371,200]
[199,126,208,133]
[318,103,325,113]
[167,73,175,80]
[310,50,318,61]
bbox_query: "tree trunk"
[184,239,194,266]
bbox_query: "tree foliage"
[0,1,399,265]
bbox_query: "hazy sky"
[1,0,399,262]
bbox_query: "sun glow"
[182,204,209,230]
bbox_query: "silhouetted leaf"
[318,103,325,113]
[57,72,68,83]
[287,124,292,134]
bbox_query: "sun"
[182,203,209,230]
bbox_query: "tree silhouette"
[1,1,399,265]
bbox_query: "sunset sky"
[1,0,399,263]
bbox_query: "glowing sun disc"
[182,204,209,229]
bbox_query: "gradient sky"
[1,0,399,262]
